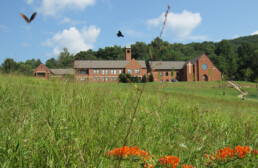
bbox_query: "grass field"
[0,74,257,167]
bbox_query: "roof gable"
[34,64,51,73]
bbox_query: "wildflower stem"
[117,83,146,168]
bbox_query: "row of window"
[93,77,118,82]
[93,69,123,75]
[92,69,140,75]
[157,72,179,76]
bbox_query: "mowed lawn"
[0,74,257,167]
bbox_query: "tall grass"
[0,74,257,167]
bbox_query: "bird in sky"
[20,12,37,23]
[117,31,124,37]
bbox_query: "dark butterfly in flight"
[117,30,124,37]
[20,12,37,23]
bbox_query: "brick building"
[74,45,147,82]
[34,64,74,79]
[34,47,221,82]
[149,54,221,82]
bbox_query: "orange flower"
[182,164,194,168]
[204,154,209,159]
[106,146,151,161]
[212,147,235,160]
[235,146,250,158]
[158,155,179,168]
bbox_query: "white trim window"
[102,70,105,75]
[114,70,117,74]
[102,77,105,81]
[111,70,114,74]
[135,69,140,74]
[106,77,108,81]
[111,77,113,81]
[128,69,133,74]
[94,77,96,82]
[97,77,100,82]
[119,70,122,74]
[114,77,117,81]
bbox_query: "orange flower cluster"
[158,155,179,168]
[213,147,235,160]
[205,146,252,161]
[182,164,194,168]
[106,146,151,161]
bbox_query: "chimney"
[125,44,131,60]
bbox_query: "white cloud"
[38,0,96,17]
[251,30,258,35]
[26,0,34,5]
[147,10,202,38]
[43,26,100,56]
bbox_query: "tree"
[215,40,238,79]
[2,58,17,73]
[141,74,147,83]
[46,58,58,68]
[149,73,154,82]
[57,48,74,68]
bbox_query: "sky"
[0,0,258,64]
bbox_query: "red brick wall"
[34,64,51,80]
[152,69,180,82]
[184,54,221,81]
[196,54,221,81]
[75,68,123,83]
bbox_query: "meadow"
[0,74,257,167]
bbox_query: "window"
[102,77,105,81]
[114,77,117,81]
[166,72,168,76]
[111,70,114,74]
[119,70,122,74]
[94,69,99,74]
[78,70,87,74]
[111,77,113,81]
[202,64,208,70]
[106,77,108,81]
[105,70,108,74]
[135,69,140,74]
[128,69,133,74]
[80,78,85,81]
[37,73,45,77]
[94,77,96,82]
[114,70,117,74]
[97,77,100,82]
[102,70,105,74]
[160,72,163,76]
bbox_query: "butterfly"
[20,12,37,23]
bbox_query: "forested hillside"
[1,35,258,82]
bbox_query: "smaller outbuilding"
[34,64,74,79]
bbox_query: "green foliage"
[141,74,147,83]
[149,73,154,82]
[2,58,17,73]
[0,75,257,167]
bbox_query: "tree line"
[1,35,258,82]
